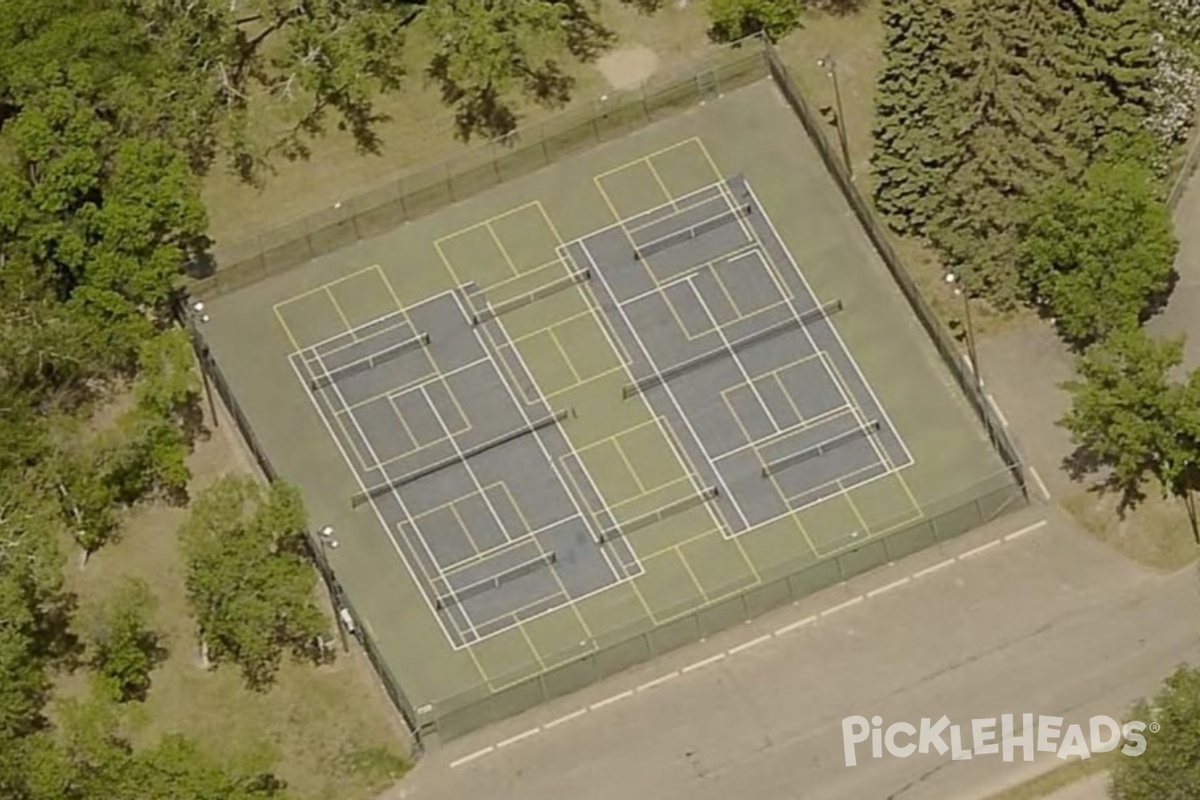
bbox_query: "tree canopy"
[873,0,1167,308]
[180,478,326,689]
[1111,665,1200,799]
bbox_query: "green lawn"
[55,408,410,800]
[1063,488,1200,571]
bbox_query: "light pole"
[944,273,982,397]
[317,525,350,653]
[817,55,853,180]
[186,301,219,426]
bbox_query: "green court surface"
[200,79,1020,743]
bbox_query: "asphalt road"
[388,505,1199,800]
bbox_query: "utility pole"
[817,55,853,180]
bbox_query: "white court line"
[1029,466,1051,500]
[544,708,589,729]
[1005,520,1047,542]
[959,539,1001,560]
[913,558,955,579]
[590,690,634,710]
[496,727,542,749]
[450,746,495,769]
[681,653,726,674]
[774,614,817,637]
[637,671,680,692]
[820,596,864,617]
[728,634,772,655]
[455,516,1048,763]
[866,577,910,598]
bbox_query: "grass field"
[198,70,1018,742]
[55,403,410,800]
[1062,489,1200,571]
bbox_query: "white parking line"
[450,746,495,768]
[496,727,542,748]
[913,558,956,579]
[959,539,1001,560]
[820,596,864,617]
[590,690,634,710]
[543,708,589,729]
[637,671,680,692]
[681,653,726,673]
[1005,520,1047,542]
[867,577,910,598]
[728,634,772,655]
[774,614,817,637]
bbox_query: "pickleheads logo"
[841,714,1155,767]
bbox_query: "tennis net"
[760,419,881,477]
[310,332,430,391]
[632,203,753,261]
[622,298,843,399]
[598,486,718,542]
[434,551,557,610]
[472,268,590,325]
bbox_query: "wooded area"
[3,0,1200,797]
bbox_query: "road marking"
[590,690,634,710]
[450,746,495,768]
[867,577,910,598]
[636,671,680,692]
[913,558,955,579]
[1005,520,1047,542]
[496,727,542,748]
[1029,466,1051,500]
[544,708,589,729]
[959,539,1001,560]
[461,516,1050,757]
[728,634,772,655]
[774,614,817,636]
[682,653,726,673]
[820,596,864,617]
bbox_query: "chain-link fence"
[187,39,772,300]
[420,466,1023,742]
[761,43,1028,503]
[174,299,425,751]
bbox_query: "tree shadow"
[1061,444,1147,517]
[1141,267,1180,324]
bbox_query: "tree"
[180,477,326,689]
[1111,665,1200,799]
[707,0,804,42]
[81,578,162,703]
[1059,328,1200,540]
[1018,158,1177,347]
[872,0,1166,308]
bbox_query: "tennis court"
[199,78,1022,742]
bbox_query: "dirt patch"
[597,45,660,90]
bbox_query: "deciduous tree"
[180,477,325,689]
[81,578,162,703]
[1018,159,1177,347]
[1111,665,1200,799]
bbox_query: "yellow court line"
[486,257,568,293]
[465,644,496,689]
[385,392,419,447]
[645,159,676,207]
[496,481,530,535]
[674,545,709,601]
[819,351,893,472]
[840,481,871,535]
[272,264,380,315]
[591,137,705,183]
[431,200,544,247]
[629,578,661,625]
[409,480,505,524]
[450,504,483,556]
[707,263,745,318]
[781,460,884,508]
[273,306,302,353]
[790,513,820,556]
[634,523,723,562]
[517,623,547,671]
[548,329,583,383]
[611,439,647,494]
[606,474,694,515]
[773,373,807,424]
[433,239,466,289]
[487,223,521,276]
[658,282,712,342]
[574,414,667,457]
[720,387,759,448]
